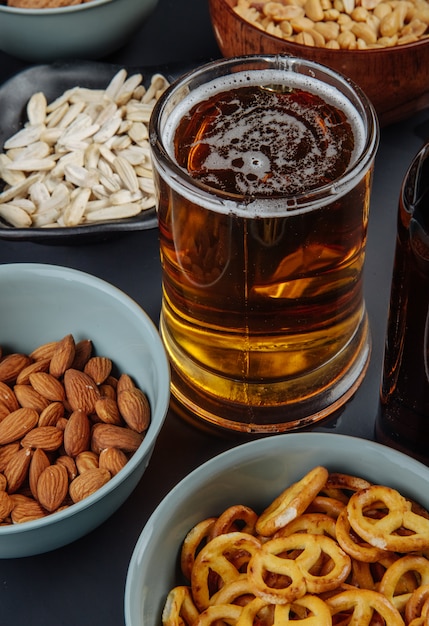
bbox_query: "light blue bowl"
[0,0,158,62]
[0,262,170,558]
[124,432,429,625]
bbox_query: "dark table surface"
[0,1,429,623]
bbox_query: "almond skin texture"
[0,490,13,521]
[91,423,143,454]
[0,353,32,384]
[95,396,123,426]
[29,372,66,402]
[29,448,51,500]
[0,407,39,445]
[38,401,65,427]
[117,388,151,433]
[0,380,20,412]
[11,498,46,523]
[70,339,92,371]
[69,467,111,503]
[4,447,32,493]
[64,369,100,414]
[37,464,69,512]
[99,447,128,476]
[84,357,112,385]
[75,450,99,474]
[29,340,59,361]
[49,334,75,378]
[0,442,20,472]
[16,358,50,385]
[64,410,91,458]
[13,384,50,412]
[21,426,64,451]
[55,455,78,481]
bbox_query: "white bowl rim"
[0,262,170,536]
[0,0,116,15]
[124,431,429,622]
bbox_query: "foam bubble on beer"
[162,69,369,216]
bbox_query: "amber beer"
[150,56,379,433]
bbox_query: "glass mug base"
[162,310,371,434]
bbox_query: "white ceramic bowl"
[0,262,170,558]
[124,432,429,625]
[0,0,159,63]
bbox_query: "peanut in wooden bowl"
[208,0,429,126]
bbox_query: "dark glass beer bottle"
[376,143,429,463]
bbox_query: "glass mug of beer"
[149,55,379,434]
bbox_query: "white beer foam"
[162,69,368,218]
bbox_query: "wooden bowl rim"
[211,0,429,56]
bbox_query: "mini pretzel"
[336,507,389,563]
[320,472,373,506]
[347,485,429,552]
[209,505,258,540]
[326,588,405,625]
[378,555,429,613]
[162,585,200,626]
[191,532,261,611]
[181,517,217,580]
[248,533,351,603]
[405,584,429,623]
[256,466,329,537]
[193,603,242,626]
[273,513,337,541]
[209,573,258,607]
[236,595,332,625]
[305,495,345,519]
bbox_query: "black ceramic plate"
[0,60,190,244]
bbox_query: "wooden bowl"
[209,0,429,126]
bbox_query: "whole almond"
[11,498,46,523]
[0,407,39,445]
[13,384,50,412]
[0,353,32,384]
[95,396,122,426]
[64,410,91,457]
[28,448,51,498]
[75,450,99,474]
[116,373,135,394]
[69,467,111,503]
[29,372,66,402]
[21,426,64,451]
[98,384,117,401]
[84,356,112,385]
[55,455,78,481]
[29,340,59,361]
[0,442,20,472]
[0,380,20,412]
[37,464,69,512]
[0,473,7,491]
[38,401,64,427]
[71,339,93,371]
[49,334,76,378]
[99,447,128,476]
[16,358,50,385]
[91,423,143,454]
[0,401,10,421]
[64,369,100,413]
[0,490,13,521]
[117,388,151,433]
[29,448,51,499]
[4,447,32,493]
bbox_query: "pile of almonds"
[234,0,429,49]
[0,334,151,524]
